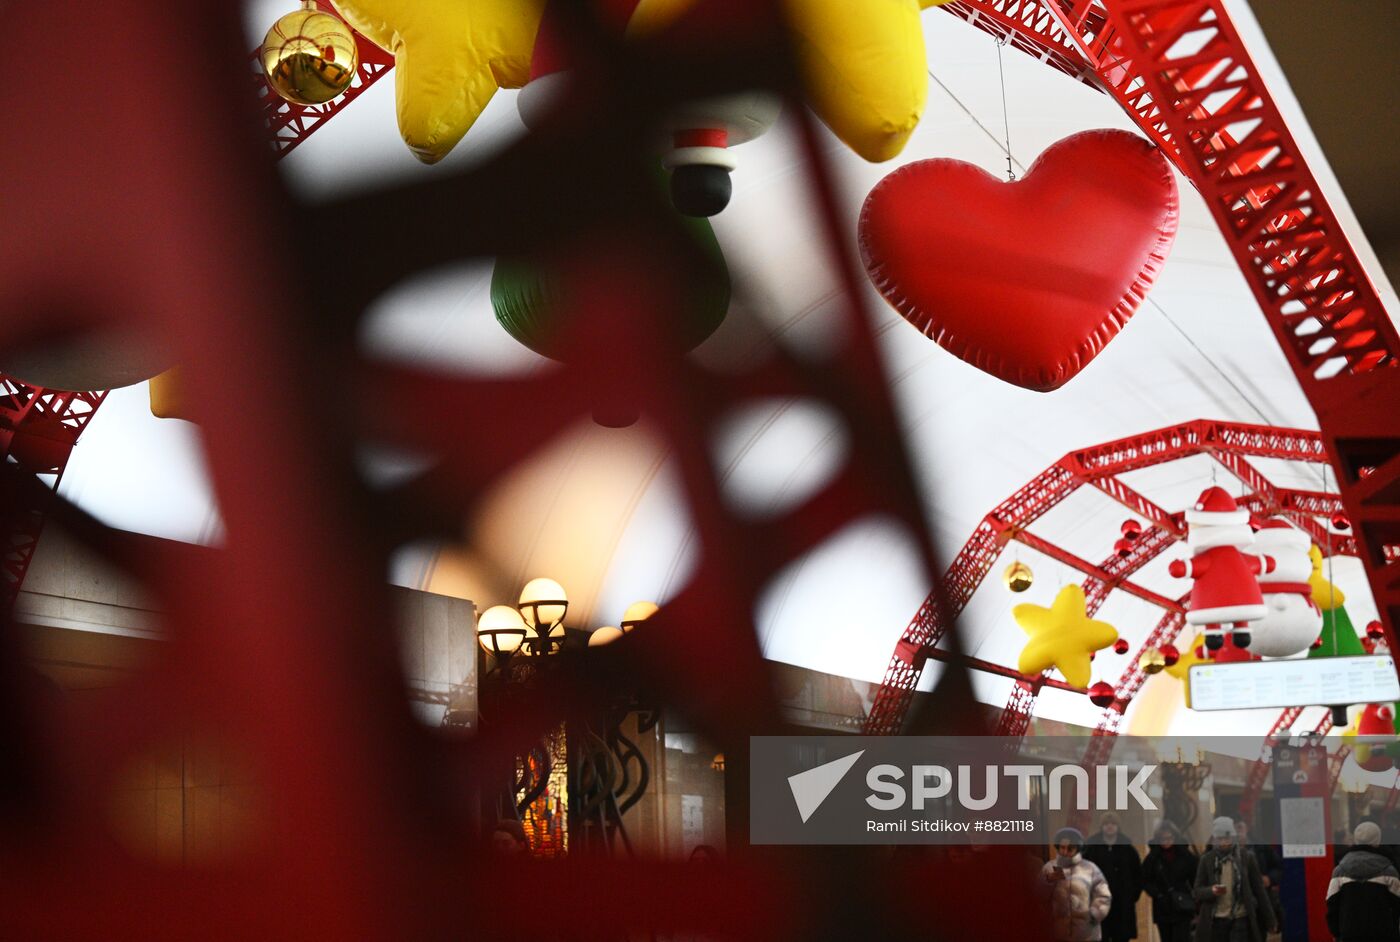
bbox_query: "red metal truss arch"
[863,418,1367,736]
[0,380,106,612]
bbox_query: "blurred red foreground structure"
[0,1,1396,940]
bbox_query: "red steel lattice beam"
[0,380,106,613]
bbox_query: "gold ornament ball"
[1003,561,1034,593]
[260,9,359,105]
[1138,647,1167,675]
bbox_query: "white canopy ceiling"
[56,0,1392,736]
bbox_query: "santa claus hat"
[1185,486,1249,526]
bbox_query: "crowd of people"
[1039,814,1400,942]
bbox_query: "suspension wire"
[995,36,1015,181]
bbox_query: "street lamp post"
[475,577,660,857]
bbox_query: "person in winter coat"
[1193,817,1276,942]
[1234,819,1283,930]
[1141,821,1200,942]
[1083,812,1143,942]
[1042,826,1113,942]
[1326,821,1400,942]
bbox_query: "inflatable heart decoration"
[858,129,1178,391]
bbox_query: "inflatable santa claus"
[1168,487,1276,651]
[1249,517,1323,657]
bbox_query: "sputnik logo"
[787,750,865,823]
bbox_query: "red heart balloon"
[858,129,1178,391]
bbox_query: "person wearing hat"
[1142,821,1199,942]
[1083,812,1143,942]
[1193,817,1275,942]
[1326,821,1400,942]
[1042,826,1112,941]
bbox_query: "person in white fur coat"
[1043,827,1113,941]
[1250,518,1323,657]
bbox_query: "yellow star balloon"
[1014,584,1118,689]
[330,0,546,163]
[1308,544,1346,611]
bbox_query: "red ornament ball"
[1088,681,1116,708]
[1367,621,1386,640]
[1113,538,1134,558]
[1159,644,1180,667]
[1120,519,1143,540]
[1331,511,1351,530]
[1113,638,1130,655]
[1311,636,1324,650]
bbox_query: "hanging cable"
[995,36,1015,181]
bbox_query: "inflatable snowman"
[1169,486,1276,651]
[1249,518,1323,657]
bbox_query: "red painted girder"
[994,678,1042,737]
[1112,603,1186,702]
[0,379,106,612]
[1084,523,1176,613]
[923,646,1084,692]
[939,0,1103,84]
[1088,474,1184,536]
[1013,529,1184,612]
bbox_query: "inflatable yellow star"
[1014,584,1118,689]
[1308,544,1346,611]
[786,0,950,162]
[331,0,546,163]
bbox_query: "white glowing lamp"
[589,626,625,647]
[519,577,568,629]
[477,604,528,655]
[620,600,659,633]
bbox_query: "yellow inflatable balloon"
[1308,544,1346,611]
[785,0,950,162]
[1014,584,1118,689]
[148,368,186,420]
[330,0,546,163]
